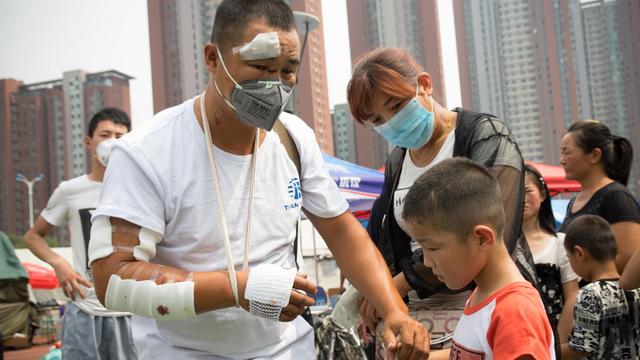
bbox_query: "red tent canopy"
[21,262,60,290]
[381,162,580,196]
[525,161,581,195]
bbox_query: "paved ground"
[3,344,51,360]
[3,336,56,360]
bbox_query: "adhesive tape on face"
[233,32,281,60]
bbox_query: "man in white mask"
[87,1,429,359]
[23,107,136,359]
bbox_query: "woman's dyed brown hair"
[347,48,423,123]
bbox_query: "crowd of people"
[347,44,640,359]
[14,0,639,359]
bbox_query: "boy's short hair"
[87,107,131,137]
[402,157,505,241]
[564,215,617,261]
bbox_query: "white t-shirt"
[532,233,578,284]
[40,175,129,317]
[394,130,455,240]
[90,97,348,359]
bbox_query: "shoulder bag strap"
[273,119,303,270]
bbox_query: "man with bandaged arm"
[88,0,429,359]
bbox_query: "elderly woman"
[347,47,540,351]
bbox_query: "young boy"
[402,158,555,359]
[561,215,640,359]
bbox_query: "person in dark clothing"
[347,47,539,352]
[559,120,640,273]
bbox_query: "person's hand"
[358,322,375,346]
[358,296,381,331]
[380,310,430,360]
[237,272,316,322]
[280,273,316,322]
[50,257,92,301]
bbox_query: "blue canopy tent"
[321,153,384,214]
[321,155,575,230]
[551,198,570,229]
[300,155,383,288]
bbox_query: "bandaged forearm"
[89,216,196,320]
[245,264,296,321]
[106,273,195,320]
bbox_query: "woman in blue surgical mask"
[347,48,545,355]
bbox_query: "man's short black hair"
[564,215,617,262]
[211,0,297,53]
[402,157,505,241]
[87,107,131,137]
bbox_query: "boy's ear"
[472,225,496,249]
[84,136,92,149]
[573,245,587,260]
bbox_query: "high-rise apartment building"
[147,0,334,154]
[454,0,639,193]
[454,0,587,164]
[346,0,446,169]
[288,0,333,154]
[332,103,357,164]
[0,79,23,238]
[580,0,640,192]
[147,0,216,114]
[0,70,132,241]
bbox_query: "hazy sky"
[0,0,460,129]
[0,0,153,126]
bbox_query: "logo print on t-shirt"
[450,340,486,360]
[288,177,302,200]
[284,177,302,211]
[78,208,96,274]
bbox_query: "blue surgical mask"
[374,84,435,149]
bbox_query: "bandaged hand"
[242,264,316,322]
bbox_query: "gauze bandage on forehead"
[245,264,297,322]
[232,32,280,60]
